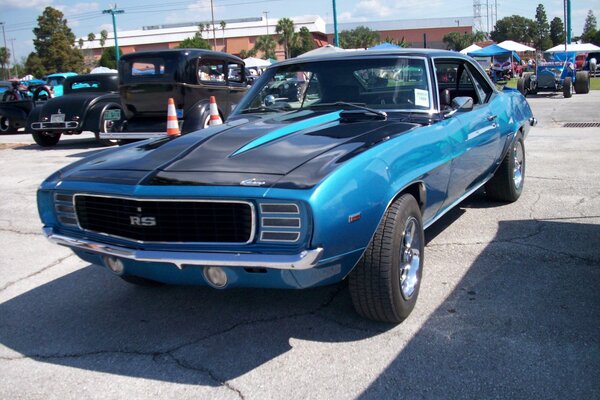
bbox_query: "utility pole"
[486,0,490,35]
[263,11,269,35]
[9,38,17,78]
[103,5,124,64]
[210,0,216,49]
[332,0,339,47]
[0,22,7,80]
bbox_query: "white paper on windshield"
[414,89,429,108]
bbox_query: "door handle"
[487,114,498,121]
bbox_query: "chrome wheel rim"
[399,216,421,299]
[513,141,524,189]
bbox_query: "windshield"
[235,57,432,114]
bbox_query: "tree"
[78,38,84,49]
[239,48,257,58]
[443,31,486,51]
[177,23,211,49]
[383,36,409,48]
[220,21,226,51]
[0,47,9,77]
[290,27,316,57]
[339,26,380,49]
[490,15,536,44]
[533,4,552,51]
[595,30,600,46]
[87,32,96,43]
[25,52,45,77]
[98,46,121,69]
[549,17,565,46]
[100,30,108,48]
[33,7,84,73]
[581,10,597,43]
[253,35,276,59]
[275,18,297,59]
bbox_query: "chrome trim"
[260,217,301,228]
[43,227,322,270]
[72,194,256,245]
[98,132,168,139]
[259,231,301,243]
[259,203,300,214]
[530,117,537,127]
[31,121,78,130]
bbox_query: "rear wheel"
[563,77,573,98]
[485,133,525,202]
[349,194,424,323]
[574,71,590,94]
[0,115,14,133]
[32,131,61,147]
[32,86,52,102]
[517,77,527,96]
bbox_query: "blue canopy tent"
[467,44,521,62]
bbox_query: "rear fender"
[181,100,212,134]
[82,102,122,132]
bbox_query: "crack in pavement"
[0,285,348,399]
[529,193,542,219]
[0,254,75,293]
[0,227,40,236]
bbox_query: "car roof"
[46,72,78,78]
[275,48,471,66]
[120,49,243,64]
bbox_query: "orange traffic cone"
[166,98,180,136]
[209,96,223,126]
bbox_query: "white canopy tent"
[243,57,272,68]
[498,40,535,52]
[545,43,600,53]
[297,44,346,58]
[90,66,118,74]
[460,44,482,54]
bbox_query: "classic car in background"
[38,49,535,322]
[26,73,121,147]
[99,49,248,142]
[518,52,590,97]
[33,72,78,100]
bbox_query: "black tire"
[94,106,122,146]
[0,114,15,134]
[2,91,19,102]
[517,78,527,96]
[563,77,573,98]
[485,133,525,202]
[32,131,61,147]
[120,275,164,287]
[32,86,52,102]
[574,71,590,94]
[349,193,424,323]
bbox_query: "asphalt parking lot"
[0,91,599,399]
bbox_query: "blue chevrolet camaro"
[38,49,535,322]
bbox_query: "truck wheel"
[485,133,525,202]
[575,71,590,94]
[32,131,61,147]
[563,77,573,98]
[95,106,122,146]
[0,115,15,134]
[349,193,424,323]
[517,77,527,96]
[32,86,52,102]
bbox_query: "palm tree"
[87,32,96,43]
[220,20,227,52]
[253,35,276,60]
[100,30,108,48]
[275,18,296,59]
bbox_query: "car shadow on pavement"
[0,262,394,385]
[357,218,600,399]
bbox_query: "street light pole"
[9,38,17,78]
[210,0,217,49]
[332,0,339,47]
[103,5,124,64]
[263,11,269,36]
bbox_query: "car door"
[436,58,501,204]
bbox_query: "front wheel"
[574,71,590,94]
[349,193,424,323]
[563,77,573,98]
[32,131,61,147]
[485,133,525,202]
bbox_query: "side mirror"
[264,95,276,106]
[451,96,474,111]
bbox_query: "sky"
[2,0,599,64]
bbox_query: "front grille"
[74,195,254,243]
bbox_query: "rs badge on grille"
[130,216,157,226]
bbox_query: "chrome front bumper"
[43,227,323,270]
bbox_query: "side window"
[466,63,493,104]
[227,63,244,84]
[198,59,225,84]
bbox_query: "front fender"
[181,100,211,134]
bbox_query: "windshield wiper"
[308,101,387,119]
[239,105,289,114]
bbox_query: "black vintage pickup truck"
[99,49,249,142]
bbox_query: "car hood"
[60,110,421,188]
[35,92,118,121]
